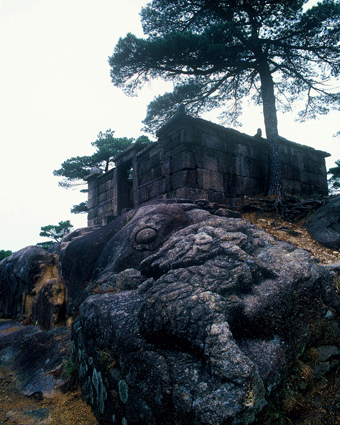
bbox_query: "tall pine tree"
[109,0,340,196]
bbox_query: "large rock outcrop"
[0,201,339,424]
[60,202,193,315]
[0,246,63,327]
[306,195,340,249]
[65,201,335,425]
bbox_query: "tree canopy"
[0,250,12,261]
[37,220,73,250]
[109,0,340,196]
[53,130,135,190]
[53,130,151,214]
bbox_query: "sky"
[1,0,340,252]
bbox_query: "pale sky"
[1,0,339,252]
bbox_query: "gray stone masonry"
[86,108,330,226]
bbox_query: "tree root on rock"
[238,195,331,224]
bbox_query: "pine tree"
[109,0,340,196]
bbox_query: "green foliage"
[0,250,12,260]
[53,130,133,187]
[90,130,134,172]
[53,130,152,188]
[109,0,340,196]
[65,356,77,378]
[110,0,340,131]
[39,220,73,244]
[70,201,88,214]
[54,129,151,213]
[63,345,79,391]
[328,159,340,189]
[53,155,95,189]
[36,241,56,251]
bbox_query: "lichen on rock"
[69,201,336,425]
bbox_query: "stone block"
[300,170,315,185]
[138,159,151,176]
[248,159,266,181]
[241,177,264,195]
[87,188,97,201]
[318,175,329,195]
[160,150,173,162]
[280,143,290,157]
[180,127,202,145]
[295,152,304,170]
[150,165,162,180]
[304,157,320,174]
[148,182,157,199]
[99,193,107,204]
[173,143,194,156]
[104,201,113,214]
[175,186,208,200]
[235,143,250,156]
[87,197,97,209]
[88,208,98,220]
[223,172,238,194]
[161,161,171,176]
[171,151,195,173]
[249,145,268,163]
[150,153,160,168]
[217,153,236,174]
[235,157,250,177]
[87,218,95,227]
[309,172,322,189]
[283,179,302,195]
[204,134,226,151]
[171,170,197,190]
[224,139,237,155]
[195,150,219,171]
[150,178,167,198]
[197,169,223,191]
[282,164,300,181]
[162,133,182,152]
[139,171,151,186]
[210,171,224,192]
[98,205,104,216]
[87,178,98,192]
[207,190,228,204]
[138,186,148,203]
[98,183,106,195]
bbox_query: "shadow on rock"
[69,201,339,425]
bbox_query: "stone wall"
[86,169,116,226]
[86,110,330,226]
[86,142,147,226]
[136,112,329,205]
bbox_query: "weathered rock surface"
[0,319,72,398]
[60,202,193,314]
[1,201,339,424]
[67,202,336,425]
[0,246,61,325]
[306,195,340,249]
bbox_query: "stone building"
[86,108,330,226]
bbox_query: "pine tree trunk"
[259,62,283,197]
